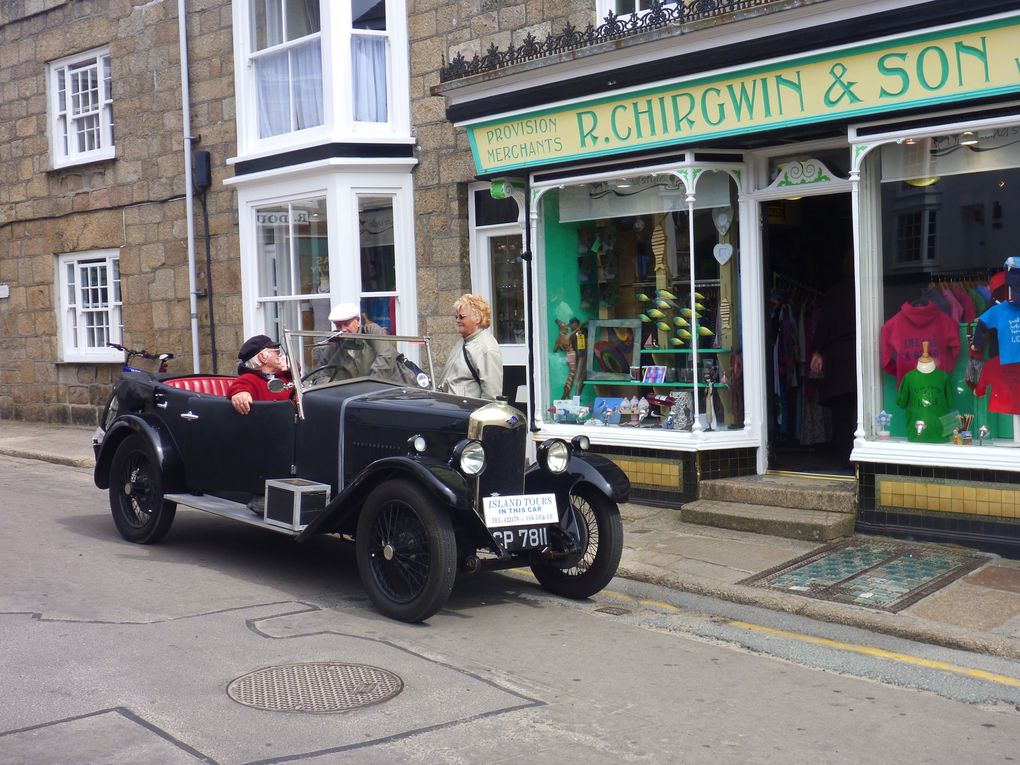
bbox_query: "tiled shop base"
[739,537,989,612]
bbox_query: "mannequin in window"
[896,341,954,443]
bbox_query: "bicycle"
[108,342,175,374]
[94,343,176,445]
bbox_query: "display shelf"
[639,348,731,354]
[582,380,728,389]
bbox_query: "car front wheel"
[531,487,623,600]
[355,479,457,623]
[108,434,176,544]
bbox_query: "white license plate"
[482,493,558,528]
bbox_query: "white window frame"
[231,0,410,162]
[468,183,527,366]
[56,250,123,363]
[596,1,680,22]
[47,47,114,169]
[233,168,418,343]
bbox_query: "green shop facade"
[438,7,1020,554]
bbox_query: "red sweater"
[880,301,961,384]
[974,356,1020,415]
[226,370,294,402]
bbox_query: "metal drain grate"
[227,662,403,713]
[594,605,631,616]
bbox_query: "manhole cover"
[227,663,403,713]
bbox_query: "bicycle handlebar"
[108,343,175,361]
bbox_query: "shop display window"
[540,170,743,433]
[874,128,1020,446]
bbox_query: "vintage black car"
[92,330,629,622]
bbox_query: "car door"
[180,396,295,494]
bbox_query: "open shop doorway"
[763,193,855,475]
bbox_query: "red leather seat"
[163,376,235,397]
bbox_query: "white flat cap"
[328,302,360,322]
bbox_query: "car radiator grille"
[477,423,526,501]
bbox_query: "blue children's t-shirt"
[979,301,1020,365]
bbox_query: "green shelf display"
[582,380,728,389]
[639,348,731,354]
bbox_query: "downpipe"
[178,0,201,372]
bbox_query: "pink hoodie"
[880,301,961,384]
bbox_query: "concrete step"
[680,498,855,542]
[699,474,857,514]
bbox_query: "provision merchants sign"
[464,15,1020,174]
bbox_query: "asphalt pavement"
[3,419,1020,660]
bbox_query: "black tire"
[108,434,177,544]
[355,479,457,623]
[301,365,342,386]
[531,488,623,600]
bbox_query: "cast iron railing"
[440,0,783,82]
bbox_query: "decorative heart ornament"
[713,243,733,265]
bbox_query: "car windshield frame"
[282,329,436,420]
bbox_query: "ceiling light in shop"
[905,177,939,187]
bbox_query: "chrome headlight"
[538,439,570,474]
[453,439,486,476]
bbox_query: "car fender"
[93,415,184,491]
[297,455,473,541]
[525,452,630,506]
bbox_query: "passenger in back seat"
[227,335,294,415]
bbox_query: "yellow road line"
[729,620,1020,688]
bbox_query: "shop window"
[56,250,123,363]
[255,197,330,340]
[540,171,742,434]
[48,48,114,168]
[873,130,1020,446]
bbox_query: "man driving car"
[316,302,406,382]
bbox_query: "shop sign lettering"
[256,211,309,225]
[465,16,1020,174]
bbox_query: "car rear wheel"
[531,488,622,600]
[356,479,457,623]
[108,434,177,544]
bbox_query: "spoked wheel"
[531,488,623,600]
[356,479,456,623]
[108,434,176,544]
[301,365,343,386]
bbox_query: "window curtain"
[255,41,322,138]
[292,39,323,130]
[352,35,387,123]
[256,50,290,138]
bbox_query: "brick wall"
[0,0,239,424]
[408,0,593,366]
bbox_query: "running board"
[164,493,299,536]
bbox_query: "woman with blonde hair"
[438,294,504,399]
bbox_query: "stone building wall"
[408,0,594,366]
[0,0,239,424]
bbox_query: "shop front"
[439,10,1020,553]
